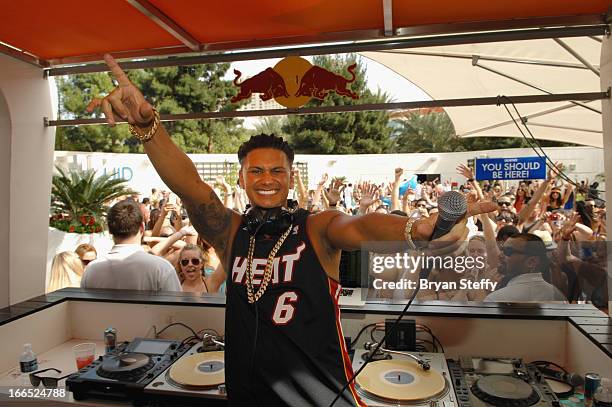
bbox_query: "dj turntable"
[446,356,561,407]
[66,337,191,401]
[351,346,457,406]
[143,340,227,401]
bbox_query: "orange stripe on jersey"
[327,278,366,407]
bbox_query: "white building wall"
[55,146,605,194]
[0,54,57,305]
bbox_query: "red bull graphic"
[295,63,358,100]
[231,68,290,103]
[231,56,359,108]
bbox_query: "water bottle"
[19,343,38,373]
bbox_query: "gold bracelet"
[404,218,417,250]
[128,108,160,143]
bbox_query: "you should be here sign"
[475,157,546,180]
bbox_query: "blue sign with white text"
[475,157,546,180]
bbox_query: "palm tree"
[392,110,459,153]
[254,116,287,137]
[50,167,134,233]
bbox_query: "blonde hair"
[47,251,84,293]
[75,243,97,259]
[175,244,208,284]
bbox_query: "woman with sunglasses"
[75,243,97,267]
[177,243,212,293]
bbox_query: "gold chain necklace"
[245,226,293,304]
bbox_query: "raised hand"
[561,213,580,240]
[547,161,564,180]
[86,54,154,127]
[394,167,403,180]
[358,182,379,209]
[457,164,475,180]
[324,178,345,206]
[318,173,329,187]
[215,176,231,192]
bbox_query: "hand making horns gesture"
[86,54,154,128]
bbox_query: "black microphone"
[537,366,584,386]
[430,190,468,240]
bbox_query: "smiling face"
[239,148,294,209]
[180,249,204,282]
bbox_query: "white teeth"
[257,190,277,195]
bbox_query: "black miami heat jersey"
[225,208,364,407]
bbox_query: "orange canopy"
[1,0,610,67]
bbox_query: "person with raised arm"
[88,54,496,407]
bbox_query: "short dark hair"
[496,224,520,242]
[107,200,143,238]
[511,233,549,272]
[237,134,294,165]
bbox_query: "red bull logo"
[231,68,289,103]
[231,56,359,108]
[295,63,357,100]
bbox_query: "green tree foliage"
[55,64,249,153]
[254,116,287,138]
[50,167,133,233]
[283,55,393,154]
[392,110,576,153]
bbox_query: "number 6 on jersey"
[272,291,299,325]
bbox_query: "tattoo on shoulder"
[185,191,231,253]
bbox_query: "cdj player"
[66,337,191,401]
[447,356,561,406]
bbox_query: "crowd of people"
[46,160,607,308]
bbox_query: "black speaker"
[385,319,416,351]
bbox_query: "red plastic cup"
[73,343,96,369]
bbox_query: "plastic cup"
[73,343,96,369]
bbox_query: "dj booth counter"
[0,289,610,388]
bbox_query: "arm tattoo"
[185,191,232,254]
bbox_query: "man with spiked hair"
[88,54,495,407]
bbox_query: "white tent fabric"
[362,37,604,147]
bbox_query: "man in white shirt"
[81,200,182,291]
[485,233,566,302]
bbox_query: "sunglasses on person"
[29,368,72,387]
[497,201,511,207]
[81,259,93,266]
[416,203,427,208]
[181,258,201,267]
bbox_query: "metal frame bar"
[527,122,602,134]
[473,61,601,114]
[126,0,200,51]
[552,38,600,77]
[375,49,596,70]
[0,42,48,68]
[461,101,584,136]
[382,0,393,36]
[45,90,609,127]
[46,25,608,76]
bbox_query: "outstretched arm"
[391,168,403,211]
[87,54,239,258]
[322,201,497,253]
[517,165,557,225]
